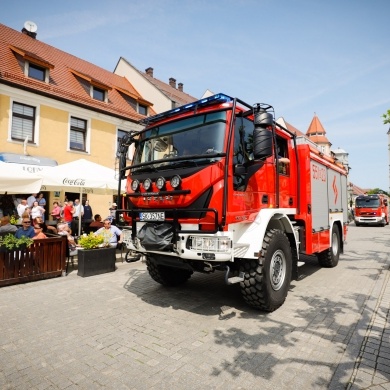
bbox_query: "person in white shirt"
[17,199,28,224]
[73,199,84,220]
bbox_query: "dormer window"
[9,45,53,84]
[138,104,147,116]
[115,87,151,117]
[28,62,46,82]
[92,86,106,102]
[69,69,111,103]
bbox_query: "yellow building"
[0,22,153,220]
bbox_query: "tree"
[368,188,389,196]
[382,110,390,125]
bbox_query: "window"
[70,117,87,151]
[11,102,35,142]
[139,104,147,116]
[92,86,105,102]
[28,63,46,81]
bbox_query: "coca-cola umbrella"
[0,161,43,194]
[38,159,123,235]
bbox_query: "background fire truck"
[354,193,389,227]
[118,93,348,312]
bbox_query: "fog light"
[156,176,166,190]
[131,179,139,191]
[170,175,181,188]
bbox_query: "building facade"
[0,23,152,218]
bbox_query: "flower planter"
[77,247,116,277]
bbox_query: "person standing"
[63,200,75,228]
[30,201,45,220]
[37,193,47,221]
[108,202,117,224]
[50,201,62,222]
[27,193,37,208]
[73,199,84,220]
[17,199,28,224]
[83,200,93,222]
[15,218,35,238]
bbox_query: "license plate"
[139,211,165,222]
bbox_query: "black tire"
[125,250,141,263]
[239,229,292,312]
[318,225,340,268]
[146,256,192,286]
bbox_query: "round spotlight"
[170,175,181,189]
[156,176,166,190]
[143,178,152,191]
[131,179,140,191]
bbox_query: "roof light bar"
[141,93,233,126]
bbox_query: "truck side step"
[224,265,245,285]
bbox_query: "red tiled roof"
[284,121,306,137]
[0,23,152,122]
[142,72,197,106]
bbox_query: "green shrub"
[0,234,34,250]
[77,233,105,249]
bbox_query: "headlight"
[188,236,231,252]
[143,178,152,191]
[170,175,181,188]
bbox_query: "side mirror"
[253,129,273,160]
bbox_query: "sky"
[2,0,390,191]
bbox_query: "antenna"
[23,21,38,33]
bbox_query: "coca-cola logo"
[63,178,86,186]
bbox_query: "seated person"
[89,214,104,228]
[94,219,123,248]
[57,222,77,252]
[33,217,57,234]
[0,216,18,234]
[15,218,35,238]
[33,223,47,240]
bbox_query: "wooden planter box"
[77,247,116,277]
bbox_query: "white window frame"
[9,99,40,145]
[24,61,49,83]
[68,115,90,153]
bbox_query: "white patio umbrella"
[38,159,124,235]
[0,161,43,194]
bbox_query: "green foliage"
[0,234,34,250]
[382,109,390,125]
[368,188,389,196]
[9,215,18,225]
[77,233,105,249]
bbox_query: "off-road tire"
[318,224,340,268]
[239,229,292,312]
[146,256,192,286]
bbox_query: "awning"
[0,153,57,167]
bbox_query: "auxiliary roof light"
[156,176,166,190]
[131,179,140,192]
[143,178,152,191]
[170,175,181,189]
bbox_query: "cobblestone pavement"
[0,224,389,389]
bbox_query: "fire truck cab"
[354,193,389,227]
[118,93,348,311]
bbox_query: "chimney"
[178,83,183,92]
[21,27,37,39]
[169,78,176,89]
[145,67,154,77]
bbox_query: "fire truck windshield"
[132,111,227,170]
[355,197,380,208]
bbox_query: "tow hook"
[224,265,245,285]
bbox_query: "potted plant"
[0,234,34,252]
[76,233,117,277]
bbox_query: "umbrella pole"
[78,188,82,236]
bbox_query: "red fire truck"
[354,193,389,226]
[118,93,348,311]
